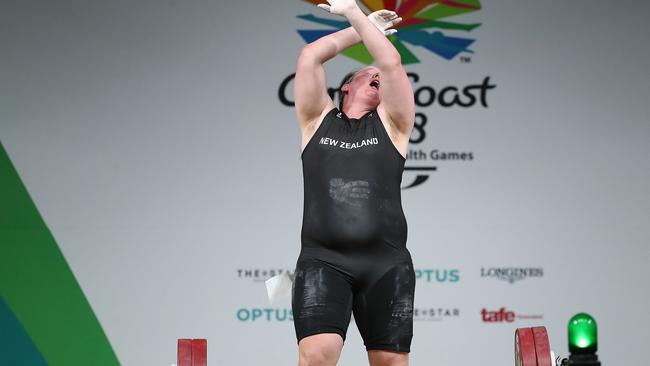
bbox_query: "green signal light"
[568,312,598,354]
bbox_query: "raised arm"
[294,28,359,129]
[294,9,402,129]
[320,1,414,134]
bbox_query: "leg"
[367,350,409,366]
[292,257,354,366]
[298,333,344,366]
[353,261,415,354]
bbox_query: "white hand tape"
[265,271,294,305]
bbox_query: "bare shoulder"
[377,103,412,157]
[377,103,412,138]
[300,101,336,152]
[298,99,334,130]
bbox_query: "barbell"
[175,326,566,365]
[515,326,556,366]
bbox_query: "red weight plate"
[515,328,538,366]
[191,339,207,366]
[178,339,192,366]
[532,327,552,366]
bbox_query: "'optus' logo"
[236,308,294,322]
[297,0,482,63]
[415,268,460,283]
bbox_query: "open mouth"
[370,80,380,90]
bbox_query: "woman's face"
[342,66,381,107]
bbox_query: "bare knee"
[298,333,344,366]
[368,350,409,366]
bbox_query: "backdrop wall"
[1,0,649,365]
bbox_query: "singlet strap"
[300,107,338,159]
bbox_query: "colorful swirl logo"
[297,0,482,64]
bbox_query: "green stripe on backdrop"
[0,296,48,366]
[0,142,119,365]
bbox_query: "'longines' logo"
[297,0,482,63]
[480,267,544,284]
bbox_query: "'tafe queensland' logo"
[481,308,543,323]
[297,0,482,63]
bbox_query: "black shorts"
[291,253,415,353]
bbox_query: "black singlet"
[292,107,415,353]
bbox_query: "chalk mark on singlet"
[329,178,371,208]
[298,266,328,318]
[387,263,414,328]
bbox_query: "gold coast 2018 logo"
[279,0,496,189]
[297,0,482,63]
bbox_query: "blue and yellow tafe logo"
[297,0,482,63]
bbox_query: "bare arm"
[324,1,415,134]
[294,28,360,129]
[294,9,402,129]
